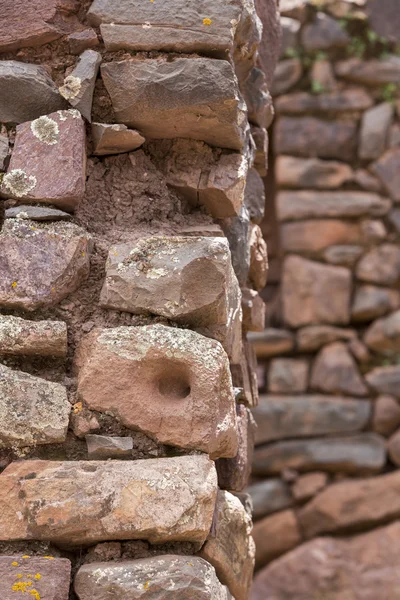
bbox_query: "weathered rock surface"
[5,205,72,221]
[280,219,364,254]
[251,522,400,600]
[59,50,102,121]
[199,490,254,600]
[0,220,91,311]
[364,310,400,354]
[1,110,86,210]
[251,126,268,177]
[242,288,266,332]
[323,244,364,267]
[0,314,67,356]
[352,285,400,322]
[244,168,265,224]
[292,472,327,502]
[359,102,394,160]
[366,0,400,43]
[253,394,370,445]
[0,61,66,124]
[0,133,8,170]
[252,433,386,476]
[301,12,349,51]
[101,58,247,150]
[252,510,301,569]
[277,190,390,222]
[366,365,400,397]
[254,0,281,87]
[242,68,274,129]
[0,555,71,600]
[280,16,300,55]
[296,325,356,352]
[282,256,351,328]
[276,88,372,114]
[75,556,232,600]
[271,59,302,96]
[354,168,383,192]
[268,359,308,393]
[335,56,400,85]
[249,224,268,291]
[249,328,295,357]
[299,471,400,538]
[86,435,133,459]
[356,244,400,285]
[275,155,352,189]
[92,123,145,155]
[247,479,293,521]
[219,205,250,286]
[311,342,368,396]
[371,147,400,201]
[0,363,70,448]
[68,28,99,55]
[77,325,237,458]
[100,236,241,361]
[372,395,400,436]
[0,455,217,545]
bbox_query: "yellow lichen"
[143,581,150,590]
[30,589,40,600]
[43,556,54,560]
[73,402,82,414]
[17,574,23,579]
[203,17,212,25]
[12,581,33,592]
[11,282,17,288]
[11,561,19,567]
[34,574,41,580]
[22,556,30,559]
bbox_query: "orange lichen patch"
[203,17,212,25]
[72,402,82,414]
[11,561,19,567]
[143,581,150,590]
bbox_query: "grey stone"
[5,205,72,221]
[86,435,133,459]
[366,0,400,44]
[244,168,265,224]
[352,285,400,322]
[92,123,145,155]
[335,56,400,85]
[68,28,99,55]
[323,245,364,266]
[268,359,309,393]
[0,555,71,600]
[218,204,250,286]
[301,13,349,51]
[271,59,302,96]
[0,314,67,357]
[275,89,373,115]
[248,328,295,357]
[246,479,293,521]
[359,102,394,160]
[59,50,102,121]
[0,134,8,170]
[366,365,400,397]
[242,68,274,128]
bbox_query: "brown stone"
[85,435,133,459]
[254,0,281,88]
[348,337,371,364]
[251,522,400,600]
[271,59,302,96]
[252,510,301,570]
[389,123,400,148]
[299,470,400,538]
[354,168,383,192]
[310,342,368,396]
[92,123,145,155]
[356,244,400,285]
[0,363,70,448]
[249,328,295,357]
[280,16,300,55]
[100,236,241,361]
[0,133,8,170]
[364,309,400,354]
[247,479,293,521]
[0,61,66,124]
[274,116,357,160]
[68,28,99,55]
[77,325,237,459]
[252,433,386,476]
[75,556,232,600]
[59,50,101,122]
[253,394,370,445]
[388,208,400,232]
[291,472,328,502]
[276,88,372,114]
[275,155,353,189]
[1,110,86,210]
[359,102,394,160]
[301,12,349,51]
[217,204,250,286]
[388,428,400,465]
[0,314,67,356]
[241,288,266,333]
[199,490,254,600]
[310,58,337,92]
[372,395,400,436]
[101,58,247,151]
[280,0,310,20]
[282,256,351,328]
[296,324,356,352]
[371,147,400,201]
[244,168,265,224]
[0,0,79,52]
[268,359,309,393]
[335,56,400,85]
[242,68,274,129]
[280,219,363,254]
[366,365,400,397]
[0,555,71,600]
[322,244,364,266]
[366,0,400,43]
[250,126,268,177]
[0,220,91,311]
[249,224,268,291]
[277,190,390,222]
[0,455,217,545]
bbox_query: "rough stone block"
[252,510,301,570]
[253,395,370,445]
[296,325,356,352]
[199,490,255,600]
[75,556,232,599]
[92,123,145,155]
[388,429,400,466]
[0,314,67,356]
[275,156,353,189]
[352,285,400,322]
[1,110,86,210]
[310,342,368,396]
[0,61,66,124]
[218,205,250,286]
[356,244,400,286]
[247,479,293,521]
[291,472,327,502]
[323,245,364,267]
[59,50,102,122]
[241,288,266,332]
[0,455,217,545]
[271,59,302,96]
[5,205,72,222]
[68,28,99,55]
[101,58,247,150]
[359,102,394,160]
[366,365,400,397]
[242,68,274,129]
[86,435,133,459]
[77,325,237,459]
[371,148,400,201]
[249,328,295,357]
[364,310,400,354]
[0,555,71,600]
[276,88,372,114]
[335,56,400,85]
[251,126,268,177]
[249,224,268,291]
[268,359,309,393]
[0,363,70,448]
[372,395,400,436]
[244,168,265,224]
[99,236,241,362]
[280,219,364,254]
[301,13,349,51]
[0,220,91,311]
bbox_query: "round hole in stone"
[157,375,191,400]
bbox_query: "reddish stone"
[310,59,337,92]
[364,309,400,353]
[68,28,99,55]
[275,155,352,189]
[280,219,363,254]
[388,428,400,466]
[252,510,301,570]
[366,365,400,397]
[323,245,364,267]
[241,288,266,333]
[359,102,394,160]
[255,0,281,87]
[249,328,294,357]
[251,126,268,177]
[301,13,349,51]
[0,555,71,600]
[372,395,400,436]
[296,325,356,352]
[275,88,372,114]
[268,359,309,393]
[310,342,368,396]
[371,147,400,201]
[366,0,400,43]
[0,314,67,357]
[271,59,302,96]
[336,57,400,85]
[356,244,400,285]
[291,472,328,502]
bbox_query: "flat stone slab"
[0,363,70,448]
[275,89,372,114]
[0,61,66,124]
[1,110,86,210]
[275,156,353,189]
[92,123,145,155]
[86,435,133,459]
[59,50,102,122]
[0,455,217,546]
[248,328,295,357]
[253,395,370,445]
[101,58,247,150]
[5,205,72,221]
[100,236,241,361]
[75,556,232,599]
[0,314,67,356]
[0,555,71,600]
[365,365,400,397]
[335,56,400,85]
[0,220,91,311]
[77,325,237,459]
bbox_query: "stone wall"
[250,1,400,598]
[0,1,278,598]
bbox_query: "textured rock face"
[268,358,308,393]
[252,522,400,600]
[0,220,91,311]
[101,58,247,150]
[364,310,400,354]
[0,555,71,600]
[86,435,133,459]
[310,342,368,396]
[301,13,349,51]
[0,61,66,124]
[352,285,400,322]
[371,147,400,201]
[244,168,265,223]
[252,510,301,569]
[282,255,351,328]
[199,491,255,600]
[92,123,145,155]
[241,288,266,332]
[0,364,70,448]
[275,155,352,189]
[1,110,86,210]
[356,244,400,285]
[75,556,232,600]
[0,315,67,356]
[366,365,400,397]
[296,325,356,352]
[253,395,370,444]
[0,455,217,545]
[5,205,72,221]
[252,433,386,476]
[77,325,237,459]
[59,50,102,121]
[100,236,241,361]
[275,89,372,114]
